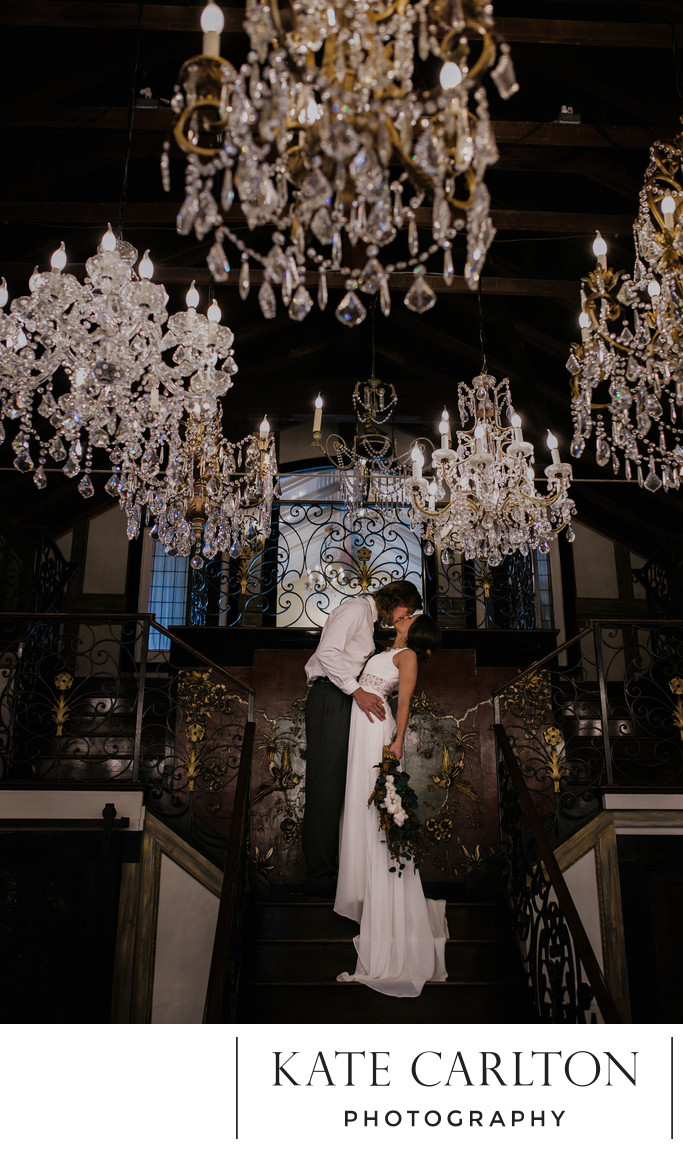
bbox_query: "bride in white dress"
[334,613,448,997]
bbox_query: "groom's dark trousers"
[303,677,353,889]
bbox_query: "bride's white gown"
[334,648,449,997]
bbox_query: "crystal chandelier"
[167,0,518,326]
[312,372,414,515]
[567,132,683,493]
[0,231,278,564]
[407,373,575,566]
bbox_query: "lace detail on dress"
[358,672,393,698]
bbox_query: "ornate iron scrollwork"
[188,494,549,631]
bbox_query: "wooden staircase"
[238,887,534,1023]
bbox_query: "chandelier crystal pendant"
[0,231,279,565]
[407,374,575,566]
[168,0,518,325]
[567,133,683,493]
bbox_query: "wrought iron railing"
[494,723,621,1023]
[632,538,683,619]
[0,612,254,862]
[0,529,76,612]
[492,619,683,846]
[188,496,553,631]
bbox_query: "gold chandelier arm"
[440,27,497,88]
[411,488,451,518]
[312,432,359,473]
[173,100,226,158]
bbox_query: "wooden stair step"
[238,981,532,1024]
[247,938,510,983]
[250,902,504,941]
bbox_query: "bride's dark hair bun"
[406,615,441,663]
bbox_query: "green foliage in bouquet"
[368,744,424,875]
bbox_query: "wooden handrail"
[203,720,256,1023]
[494,722,622,1023]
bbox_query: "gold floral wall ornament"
[52,672,74,737]
[668,677,683,740]
[410,691,446,719]
[253,740,301,804]
[252,844,275,877]
[425,815,453,842]
[430,741,480,803]
[501,668,552,739]
[280,817,301,844]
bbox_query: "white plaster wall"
[55,529,73,562]
[561,848,604,973]
[572,521,619,598]
[82,505,129,594]
[0,789,144,829]
[151,854,220,1023]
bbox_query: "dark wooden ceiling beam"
[0,262,579,299]
[0,202,635,235]
[4,109,665,151]
[1,4,681,47]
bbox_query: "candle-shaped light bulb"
[0,278,7,308]
[186,281,200,309]
[661,194,676,229]
[510,413,523,442]
[313,393,323,435]
[579,310,591,343]
[50,242,67,271]
[411,445,424,479]
[440,60,463,90]
[648,279,661,298]
[547,430,561,465]
[474,423,486,454]
[207,299,222,322]
[439,409,451,450]
[592,231,607,270]
[138,250,154,279]
[259,416,270,441]
[201,1,224,55]
[100,224,117,252]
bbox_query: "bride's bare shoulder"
[393,647,417,666]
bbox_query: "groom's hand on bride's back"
[352,687,385,722]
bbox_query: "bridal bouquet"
[368,745,424,874]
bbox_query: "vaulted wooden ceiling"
[2,0,683,556]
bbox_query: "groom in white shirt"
[302,580,422,896]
